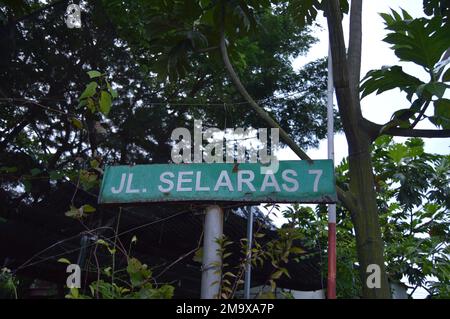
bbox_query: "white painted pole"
[244,206,254,299]
[201,205,224,299]
[327,46,337,299]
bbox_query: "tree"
[284,137,449,298]
[322,0,449,298]
[2,0,448,299]
[0,0,329,206]
[106,0,450,298]
[221,0,449,298]
[0,0,330,298]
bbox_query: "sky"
[269,0,448,298]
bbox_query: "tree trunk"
[348,134,391,298]
[326,0,391,298]
[221,0,392,298]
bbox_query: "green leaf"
[424,82,447,98]
[71,117,83,129]
[271,269,283,280]
[103,266,112,276]
[58,258,71,265]
[0,166,17,173]
[86,97,96,113]
[290,247,305,254]
[433,99,450,129]
[127,258,152,287]
[30,168,41,176]
[97,239,108,246]
[70,288,79,298]
[443,68,450,82]
[106,82,118,98]
[258,291,275,299]
[360,66,423,99]
[381,11,450,71]
[87,70,102,78]
[90,159,99,168]
[193,248,203,263]
[65,206,81,219]
[49,170,63,180]
[435,99,450,116]
[99,91,112,115]
[79,81,98,100]
[82,204,96,213]
[388,144,409,163]
[77,99,87,109]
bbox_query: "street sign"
[99,160,336,204]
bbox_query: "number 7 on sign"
[308,170,323,192]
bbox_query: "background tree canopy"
[0,0,335,205]
[0,0,448,299]
[0,0,335,299]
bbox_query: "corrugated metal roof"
[0,182,324,297]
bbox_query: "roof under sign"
[0,182,324,298]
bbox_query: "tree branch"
[409,100,431,129]
[348,0,363,90]
[194,46,219,54]
[8,0,68,23]
[219,28,310,161]
[364,118,450,138]
[325,0,362,146]
[218,17,357,213]
[384,128,450,138]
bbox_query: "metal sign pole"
[327,46,337,299]
[201,205,224,299]
[244,206,254,299]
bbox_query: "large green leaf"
[87,70,102,78]
[381,10,450,71]
[433,99,450,129]
[360,66,423,99]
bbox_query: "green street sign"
[99,160,336,204]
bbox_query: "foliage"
[0,0,333,210]
[372,136,449,298]
[101,0,338,146]
[360,8,450,130]
[285,0,349,27]
[62,238,174,299]
[289,137,449,298]
[0,268,18,299]
[208,206,314,299]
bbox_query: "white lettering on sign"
[107,167,327,196]
[100,160,336,204]
[308,169,323,192]
[125,173,140,193]
[282,169,299,192]
[111,173,127,194]
[158,171,174,193]
[260,171,281,192]
[237,170,256,192]
[195,171,210,191]
[214,170,234,192]
[177,171,194,191]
